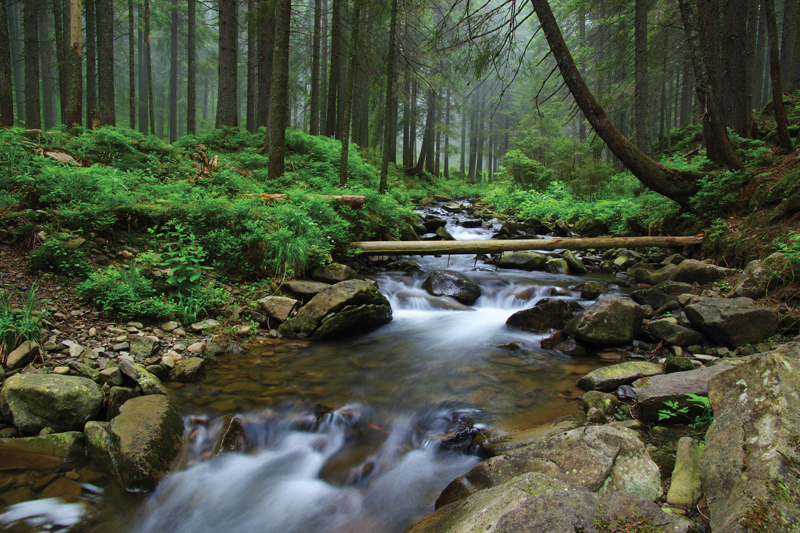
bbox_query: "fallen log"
[250,193,366,208]
[350,235,704,256]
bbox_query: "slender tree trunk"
[168,0,177,141]
[334,0,346,141]
[187,0,196,134]
[415,88,436,174]
[531,0,702,206]
[722,0,749,136]
[309,0,321,135]
[753,1,767,109]
[267,0,291,179]
[216,0,238,128]
[145,0,154,133]
[319,0,328,134]
[8,1,24,123]
[402,72,410,167]
[634,0,651,155]
[23,0,40,128]
[678,0,743,170]
[338,0,363,187]
[325,0,341,137]
[38,9,54,129]
[244,0,255,132]
[765,0,795,153]
[460,101,466,174]
[64,0,81,127]
[51,0,64,123]
[0,0,12,127]
[410,75,417,161]
[128,0,135,129]
[256,0,274,130]
[476,88,484,179]
[444,88,450,179]
[85,0,95,126]
[781,0,798,92]
[379,0,397,192]
[96,0,114,126]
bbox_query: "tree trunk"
[216,0,238,128]
[52,0,64,123]
[678,0,743,170]
[309,0,321,135]
[415,88,436,174]
[8,1,24,124]
[0,0,12,127]
[23,0,40,129]
[379,0,397,193]
[168,0,177,141]
[460,100,466,174]
[634,0,651,155]
[38,8,55,129]
[764,0,795,153]
[128,0,135,129]
[85,0,95,127]
[325,0,342,137]
[257,0,274,131]
[530,0,701,206]
[319,0,328,135]
[444,88,450,179]
[338,0,363,187]
[753,1,767,109]
[267,0,291,179]
[146,0,155,133]
[187,0,196,134]
[64,0,81,127]
[96,0,114,126]
[781,0,798,92]
[722,0,749,136]
[402,72,411,167]
[246,0,256,132]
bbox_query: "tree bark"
[256,0,274,131]
[85,0,95,127]
[52,0,64,123]
[309,0,322,135]
[23,0,40,129]
[128,0,135,129]
[764,0,795,153]
[325,0,342,137]
[38,8,55,129]
[634,0,651,155]
[168,0,178,141]
[216,0,238,128]
[530,0,702,206]
[64,0,81,127]
[379,0,397,193]
[415,88,436,174]
[267,0,291,179]
[338,0,363,187]
[8,1,24,123]
[319,0,328,135]
[781,0,797,92]
[187,0,196,134]
[96,0,114,126]
[444,88,450,179]
[0,0,12,127]
[722,0,749,137]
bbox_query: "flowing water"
[0,206,628,533]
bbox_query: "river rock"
[0,374,103,434]
[577,361,663,392]
[574,218,607,237]
[310,263,363,284]
[118,357,168,395]
[581,390,619,415]
[631,281,695,309]
[545,258,569,274]
[421,270,482,305]
[669,259,728,284]
[409,472,693,533]
[666,437,702,506]
[278,280,392,338]
[170,357,205,382]
[257,296,301,323]
[422,216,447,233]
[438,425,662,506]
[4,341,39,370]
[562,250,587,274]
[641,317,707,347]
[701,353,800,532]
[88,395,184,492]
[683,296,779,348]
[496,252,547,271]
[0,431,84,459]
[732,252,788,299]
[564,296,644,345]
[632,264,678,286]
[129,337,159,359]
[631,363,733,421]
[283,280,331,303]
[506,299,578,333]
[436,226,456,240]
[579,281,605,300]
[106,386,139,421]
[394,291,475,311]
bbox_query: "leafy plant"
[175,290,207,324]
[657,393,714,430]
[77,263,174,321]
[152,221,211,293]
[26,238,92,279]
[0,280,47,360]
[773,231,800,281]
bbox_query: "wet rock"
[667,437,702,506]
[257,296,301,323]
[118,357,167,395]
[562,250,586,275]
[573,218,607,237]
[395,291,476,311]
[436,226,456,240]
[553,338,587,356]
[684,296,779,348]
[99,365,124,386]
[540,331,567,350]
[422,216,447,233]
[496,252,547,271]
[279,280,392,338]
[0,374,103,434]
[129,337,159,360]
[40,477,82,501]
[642,318,707,347]
[106,386,138,421]
[577,361,663,392]
[4,341,39,370]
[732,252,788,299]
[212,415,247,455]
[170,357,205,382]
[631,364,733,421]
[632,264,678,285]
[506,299,577,333]
[578,281,605,300]
[311,263,363,284]
[283,280,333,303]
[631,281,695,309]
[701,353,800,532]
[67,361,100,382]
[564,296,645,345]
[581,390,619,415]
[553,219,572,237]
[669,259,728,284]
[545,258,569,275]
[421,270,482,305]
[0,431,84,459]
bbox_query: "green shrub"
[151,221,211,293]
[0,281,47,359]
[27,238,92,279]
[689,170,749,216]
[77,263,174,321]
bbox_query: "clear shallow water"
[0,206,623,533]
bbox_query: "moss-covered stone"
[0,431,84,459]
[577,362,663,392]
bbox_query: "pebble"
[187,343,205,354]
[53,367,70,375]
[112,342,129,352]
[173,328,186,337]
[160,321,180,332]
[173,344,187,352]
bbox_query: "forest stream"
[0,207,630,533]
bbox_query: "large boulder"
[562,250,587,275]
[732,252,789,299]
[683,296,779,348]
[701,353,800,533]
[408,472,693,533]
[496,252,547,271]
[669,259,728,284]
[438,425,662,506]
[631,281,695,309]
[310,263,363,284]
[631,364,733,421]
[278,280,392,338]
[0,374,103,434]
[86,395,184,492]
[641,317,707,347]
[577,361,663,392]
[257,296,301,323]
[506,299,578,333]
[421,270,482,305]
[283,280,331,303]
[564,297,645,345]
[631,264,678,286]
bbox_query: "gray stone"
[99,365,124,386]
[394,291,476,311]
[283,280,333,303]
[0,374,103,434]
[67,361,100,382]
[632,264,678,286]
[631,281,695,309]
[170,357,205,382]
[565,296,645,345]
[506,299,577,333]
[436,226,456,240]
[118,357,167,395]
[310,263,363,284]
[545,258,569,275]
[0,431,84,459]
[684,296,779,348]
[702,353,800,532]
[562,250,587,275]
[642,318,707,347]
[421,270,482,305]
[669,259,728,284]
[4,341,39,370]
[631,364,733,421]
[257,296,301,323]
[579,281,605,300]
[666,437,702,506]
[496,252,547,271]
[577,361,663,392]
[106,386,138,421]
[160,321,180,332]
[130,336,159,359]
[581,390,620,415]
